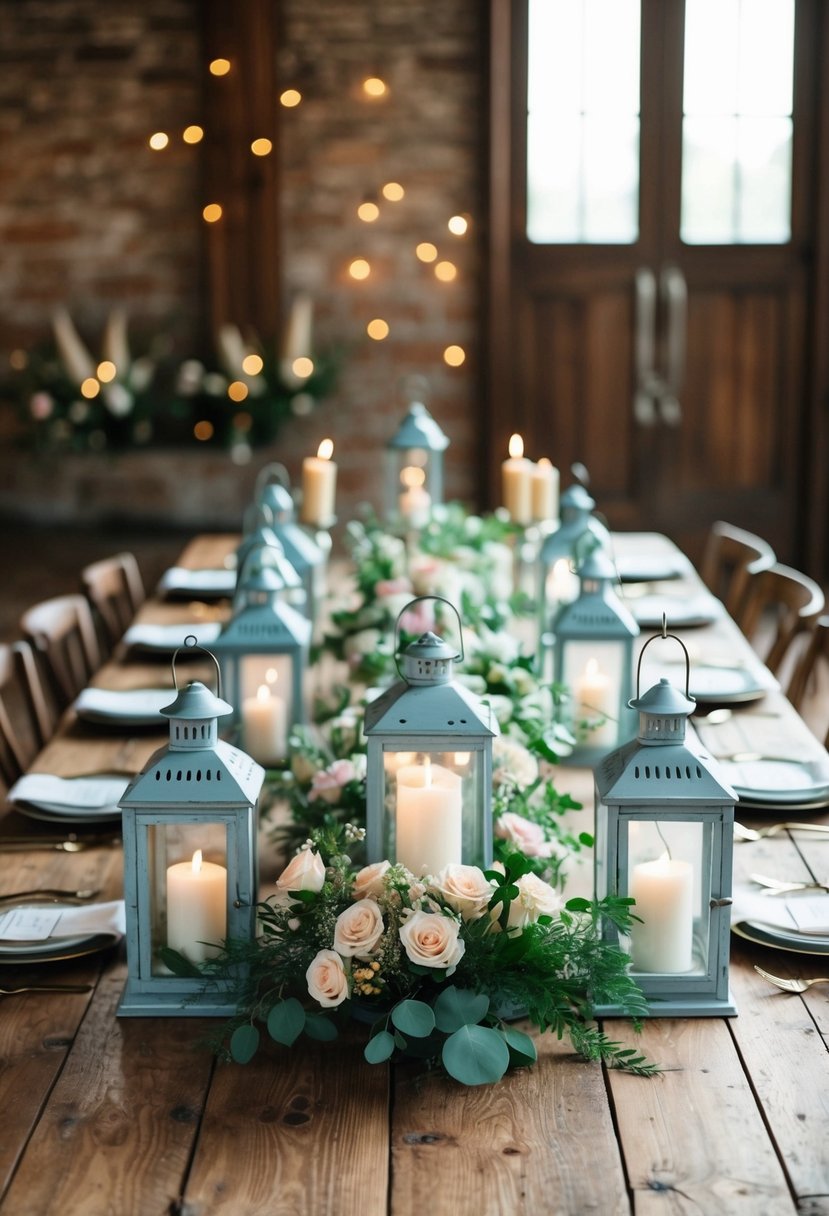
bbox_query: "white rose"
[306,949,349,1007]
[344,628,382,665]
[429,864,493,920]
[333,899,385,958]
[505,873,563,931]
[399,909,465,972]
[492,737,539,789]
[487,694,515,726]
[353,860,391,901]
[273,848,326,906]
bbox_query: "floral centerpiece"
[165,825,656,1086]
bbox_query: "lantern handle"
[254,461,291,497]
[170,635,224,699]
[392,595,463,679]
[634,613,691,699]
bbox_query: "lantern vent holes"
[398,718,407,724]
[173,723,214,742]
[633,763,703,781]
[154,768,222,782]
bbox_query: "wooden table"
[1,533,828,1216]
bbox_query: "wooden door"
[487,0,822,566]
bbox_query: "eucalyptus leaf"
[267,997,306,1046]
[229,1023,260,1065]
[442,1025,510,1086]
[391,999,435,1039]
[433,986,490,1033]
[364,1030,396,1064]
[157,946,203,978]
[304,1014,338,1042]
[565,896,591,913]
[502,1026,537,1067]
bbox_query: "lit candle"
[531,457,560,523]
[546,556,579,606]
[300,438,337,527]
[630,853,694,972]
[396,757,463,877]
[242,680,287,765]
[399,465,431,526]
[166,849,227,964]
[574,657,616,747]
[501,433,534,525]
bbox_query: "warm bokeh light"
[96,361,117,383]
[401,465,426,488]
[194,420,215,441]
[280,88,302,107]
[362,76,387,97]
[435,260,457,282]
[292,356,314,379]
[233,411,253,432]
[443,345,466,368]
[367,318,389,340]
[448,214,469,236]
[227,381,249,403]
[203,203,223,223]
[349,258,371,280]
[242,354,263,376]
[9,349,27,370]
[416,242,438,263]
[80,378,100,399]
[183,125,204,144]
[209,58,231,76]
[251,138,272,156]
[318,438,334,460]
[148,132,169,151]
[382,181,405,201]
[357,201,380,223]
[509,432,524,459]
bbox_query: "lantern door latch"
[709,897,733,908]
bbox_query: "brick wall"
[0,0,487,526]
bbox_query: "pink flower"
[308,758,357,803]
[306,950,349,1008]
[376,577,413,597]
[495,811,559,859]
[398,599,436,635]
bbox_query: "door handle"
[633,268,660,426]
[659,264,687,426]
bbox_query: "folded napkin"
[731,882,829,935]
[0,900,125,944]
[631,592,723,629]
[73,687,174,723]
[8,773,128,814]
[157,567,236,597]
[122,621,222,653]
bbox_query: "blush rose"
[333,899,385,959]
[306,949,349,1008]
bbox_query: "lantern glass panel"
[561,640,625,749]
[147,820,229,974]
[238,655,294,765]
[381,747,485,875]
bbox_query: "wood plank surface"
[390,1031,630,1216]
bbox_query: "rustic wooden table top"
[0,532,827,1216]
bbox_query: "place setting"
[71,685,178,727]
[0,897,125,966]
[156,565,237,600]
[6,772,129,825]
[731,881,829,956]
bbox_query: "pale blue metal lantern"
[254,462,325,623]
[118,639,264,1017]
[552,548,639,762]
[212,548,311,767]
[385,398,449,525]
[537,484,612,666]
[235,502,305,614]
[593,629,737,1017]
[364,599,498,877]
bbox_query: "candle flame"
[256,683,270,703]
[508,432,524,459]
[317,438,334,461]
[192,849,203,874]
[401,465,426,488]
[265,667,279,685]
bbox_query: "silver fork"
[734,821,829,842]
[750,872,829,895]
[0,983,93,996]
[754,966,829,994]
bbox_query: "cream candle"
[630,854,694,972]
[399,465,431,526]
[300,438,337,527]
[501,433,534,525]
[166,849,227,964]
[531,457,560,523]
[574,657,616,746]
[242,682,287,765]
[546,556,579,605]
[396,758,463,877]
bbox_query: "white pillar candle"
[242,682,287,765]
[396,758,463,877]
[574,657,616,747]
[399,465,431,526]
[531,457,560,523]
[630,854,694,972]
[300,438,337,527]
[546,557,579,606]
[166,849,227,964]
[501,433,534,525]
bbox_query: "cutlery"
[0,888,100,904]
[0,835,121,853]
[0,983,93,996]
[713,751,812,763]
[734,820,829,842]
[750,871,829,895]
[754,967,829,994]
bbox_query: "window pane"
[681,0,794,245]
[526,0,640,244]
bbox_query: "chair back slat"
[20,594,102,711]
[81,551,146,649]
[699,520,776,628]
[740,563,825,676]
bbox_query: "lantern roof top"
[594,735,736,805]
[270,517,325,572]
[560,484,596,513]
[631,677,695,718]
[405,630,459,662]
[120,735,264,808]
[160,680,232,721]
[388,402,449,452]
[577,547,617,581]
[364,678,499,738]
[212,594,311,653]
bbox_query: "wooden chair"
[81,551,146,649]
[0,641,53,789]
[786,615,829,747]
[739,562,825,676]
[20,593,102,713]
[699,520,776,628]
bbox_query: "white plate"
[8,774,128,821]
[615,553,692,583]
[732,920,829,956]
[0,933,119,965]
[720,757,829,804]
[122,621,223,654]
[157,567,236,599]
[686,664,771,705]
[73,687,174,726]
[630,593,723,629]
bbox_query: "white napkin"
[631,592,722,628]
[73,687,174,722]
[0,900,125,943]
[8,774,128,813]
[158,567,236,596]
[731,882,829,935]
[122,621,222,652]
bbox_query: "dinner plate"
[7,774,128,824]
[73,687,174,726]
[685,664,771,705]
[719,757,829,805]
[121,621,223,654]
[732,920,829,956]
[0,901,125,965]
[0,933,119,965]
[157,567,236,599]
[614,553,692,583]
[630,593,723,629]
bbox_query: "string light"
[202,203,223,223]
[242,354,263,376]
[362,76,387,98]
[251,138,273,157]
[227,381,249,402]
[416,242,438,263]
[183,125,204,144]
[80,378,100,399]
[292,356,315,379]
[148,132,169,151]
[280,89,302,107]
[381,182,405,201]
[443,346,466,367]
[194,420,214,440]
[349,258,371,280]
[357,201,380,223]
[209,58,231,76]
[96,361,117,383]
[448,214,469,236]
[367,319,389,340]
[435,261,457,282]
